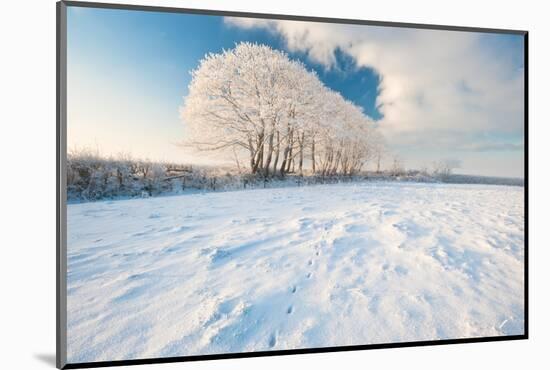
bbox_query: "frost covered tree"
[390,155,405,177]
[433,159,461,178]
[181,43,292,176]
[181,42,382,177]
[371,132,387,173]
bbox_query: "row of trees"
[181,42,384,177]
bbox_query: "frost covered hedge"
[66,151,243,201]
[66,151,523,203]
[66,151,367,202]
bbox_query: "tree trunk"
[286,145,293,173]
[311,140,316,174]
[280,129,293,176]
[323,150,333,176]
[280,146,289,176]
[298,132,304,176]
[331,150,341,175]
[273,131,280,174]
[249,137,256,173]
[257,147,263,172]
[252,134,264,174]
[263,131,274,177]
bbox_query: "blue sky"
[67,6,524,177]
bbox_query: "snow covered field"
[66,182,525,363]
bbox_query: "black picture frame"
[56,1,529,368]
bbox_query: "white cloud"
[225,17,524,152]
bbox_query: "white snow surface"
[66,182,524,363]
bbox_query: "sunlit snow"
[67,181,524,362]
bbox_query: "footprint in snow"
[171,225,192,233]
[268,334,277,348]
[163,244,184,254]
[394,265,408,276]
[156,226,172,233]
[298,218,313,229]
[131,231,148,237]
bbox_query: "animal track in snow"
[268,333,277,348]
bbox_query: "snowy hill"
[66,181,524,362]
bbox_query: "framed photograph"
[57,1,528,368]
